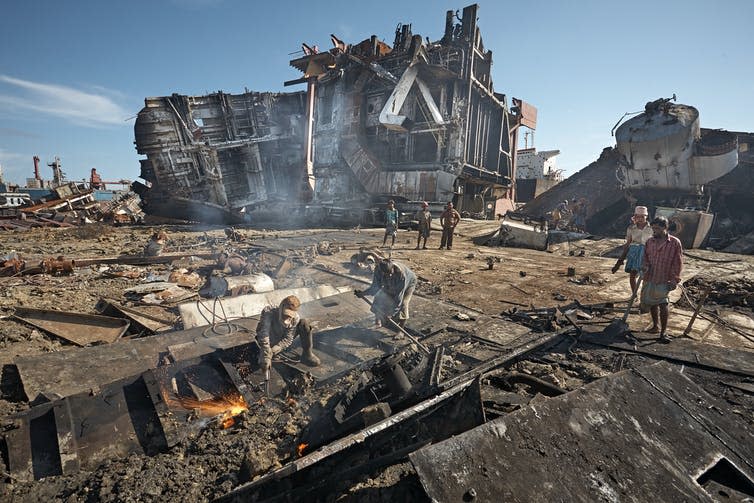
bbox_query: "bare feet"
[645,325,660,334]
[659,332,671,344]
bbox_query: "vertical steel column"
[304,77,317,194]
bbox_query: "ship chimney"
[33,155,41,180]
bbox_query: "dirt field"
[1,220,753,501]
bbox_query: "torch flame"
[167,392,248,428]
[297,443,308,457]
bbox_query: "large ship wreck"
[133,92,307,223]
[520,96,751,249]
[133,4,535,224]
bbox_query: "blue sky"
[1,0,752,186]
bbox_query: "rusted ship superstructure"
[615,97,739,195]
[133,92,307,223]
[520,96,750,249]
[133,4,535,223]
[288,4,534,218]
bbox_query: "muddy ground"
[1,221,753,501]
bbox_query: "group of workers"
[252,203,683,379]
[383,199,461,250]
[254,256,418,372]
[551,198,588,232]
[612,206,683,343]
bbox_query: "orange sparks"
[167,392,248,428]
[297,443,308,457]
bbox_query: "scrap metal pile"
[0,222,753,502]
[0,184,144,231]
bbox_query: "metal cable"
[194,296,245,338]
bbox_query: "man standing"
[572,198,588,232]
[415,201,432,250]
[551,200,571,229]
[256,295,320,371]
[382,200,398,247]
[355,259,416,329]
[439,202,460,250]
[640,216,683,343]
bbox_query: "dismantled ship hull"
[289,4,534,219]
[133,91,307,223]
[133,4,535,224]
[520,98,750,249]
[616,99,738,193]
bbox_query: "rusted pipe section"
[0,257,26,276]
[683,287,711,338]
[41,256,75,275]
[304,77,317,194]
[505,371,567,397]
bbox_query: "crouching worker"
[355,259,416,329]
[256,295,320,370]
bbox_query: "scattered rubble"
[1,181,145,232]
[1,219,752,502]
[1,5,753,502]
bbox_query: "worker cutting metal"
[256,295,320,372]
[355,259,416,330]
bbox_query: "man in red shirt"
[640,216,683,343]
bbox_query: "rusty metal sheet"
[6,349,263,481]
[14,292,374,401]
[410,362,754,502]
[14,319,258,401]
[513,98,537,129]
[6,373,169,481]
[95,299,175,334]
[7,346,279,481]
[580,331,754,377]
[13,307,129,346]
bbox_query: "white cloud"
[0,149,25,163]
[0,148,31,185]
[0,75,130,127]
